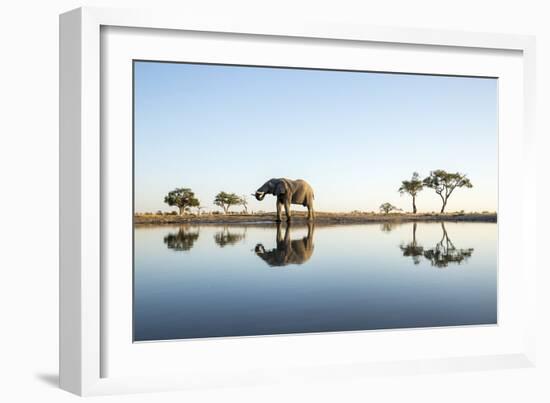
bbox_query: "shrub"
[379,202,401,214]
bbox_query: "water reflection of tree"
[163,226,200,251]
[399,222,424,264]
[380,222,397,233]
[423,223,474,268]
[254,222,315,267]
[213,226,246,247]
[400,222,474,268]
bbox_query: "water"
[134,221,497,341]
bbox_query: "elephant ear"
[274,180,288,196]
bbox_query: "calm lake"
[134,221,497,341]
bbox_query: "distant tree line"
[163,188,249,216]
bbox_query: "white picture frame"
[60,6,537,396]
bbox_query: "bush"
[379,202,401,214]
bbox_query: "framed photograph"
[60,7,537,396]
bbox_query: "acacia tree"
[423,170,473,213]
[164,188,200,216]
[398,172,424,214]
[214,191,242,214]
[379,202,401,214]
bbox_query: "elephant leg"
[276,201,282,222]
[276,222,282,242]
[306,221,314,240]
[307,201,315,221]
[284,201,291,222]
[307,206,313,220]
[284,222,291,244]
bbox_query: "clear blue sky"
[134,61,497,213]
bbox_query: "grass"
[134,210,497,225]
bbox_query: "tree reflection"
[380,222,397,233]
[399,222,424,264]
[423,222,474,268]
[163,226,200,252]
[254,222,315,267]
[213,227,247,247]
[400,222,474,268]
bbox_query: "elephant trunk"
[255,192,266,201]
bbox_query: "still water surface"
[134,221,497,341]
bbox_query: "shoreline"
[134,212,497,226]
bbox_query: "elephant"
[254,222,315,267]
[254,178,314,222]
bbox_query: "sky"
[134,61,497,214]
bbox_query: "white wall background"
[0,0,548,401]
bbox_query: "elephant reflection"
[400,222,474,268]
[214,227,247,247]
[163,226,200,252]
[254,222,315,267]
